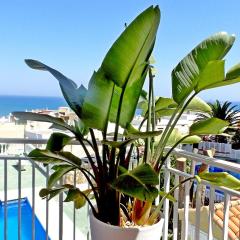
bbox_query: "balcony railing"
[0,138,90,240]
[0,138,240,240]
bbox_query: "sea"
[0,95,67,117]
[0,95,239,118]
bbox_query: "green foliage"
[46,133,72,152]
[196,100,240,126]
[189,118,229,135]
[111,164,159,201]
[172,32,235,103]
[199,172,240,190]
[13,5,240,227]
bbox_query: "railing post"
[18,159,22,240]
[59,178,63,240]
[163,157,170,240]
[173,175,179,240]
[4,158,8,240]
[223,193,230,240]
[176,157,186,239]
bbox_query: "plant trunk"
[98,189,120,225]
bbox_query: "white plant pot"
[89,211,164,240]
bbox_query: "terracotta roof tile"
[214,200,240,240]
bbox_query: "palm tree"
[196,100,240,142]
[196,100,240,126]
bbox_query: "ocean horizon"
[0,95,239,118]
[0,95,67,117]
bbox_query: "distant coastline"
[0,95,239,118]
[0,95,67,117]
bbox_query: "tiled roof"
[214,200,240,240]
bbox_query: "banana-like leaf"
[149,96,210,119]
[194,60,225,92]
[12,112,73,132]
[102,139,135,148]
[155,97,177,111]
[182,135,202,144]
[111,163,159,201]
[189,118,229,135]
[29,149,82,166]
[82,6,160,130]
[124,124,161,139]
[205,62,240,89]
[226,63,240,79]
[186,96,211,113]
[74,119,89,136]
[25,59,87,118]
[24,7,160,131]
[199,172,240,190]
[155,109,175,118]
[46,133,72,152]
[164,129,201,147]
[39,184,74,200]
[48,165,75,188]
[81,70,114,130]
[159,191,176,202]
[40,188,65,200]
[64,188,91,209]
[172,32,235,103]
[39,184,73,200]
[102,127,162,148]
[101,6,160,88]
[109,69,149,128]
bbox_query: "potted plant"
[13,5,240,240]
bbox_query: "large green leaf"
[189,118,229,135]
[124,124,161,139]
[39,184,74,200]
[109,68,149,128]
[162,129,200,147]
[195,60,225,92]
[25,59,87,118]
[12,112,73,132]
[205,62,240,89]
[81,70,114,130]
[111,163,159,201]
[186,96,211,113]
[101,6,160,88]
[149,96,210,119]
[172,32,235,103]
[74,119,89,136]
[48,165,75,188]
[152,97,176,118]
[46,133,72,152]
[29,149,82,166]
[64,188,91,209]
[182,135,202,144]
[155,97,177,110]
[199,172,240,190]
[81,6,160,130]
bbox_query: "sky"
[1,0,240,101]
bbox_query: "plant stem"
[139,117,147,131]
[110,85,126,179]
[79,168,100,206]
[149,67,156,153]
[89,128,103,175]
[155,93,197,171]
[75,135,99,179]
[144,70,153,163]
[158,135,190,171]
[80,190,98,216]
[152,105,181,164]
[147,177,194,225]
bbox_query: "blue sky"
[1,0,240,101]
